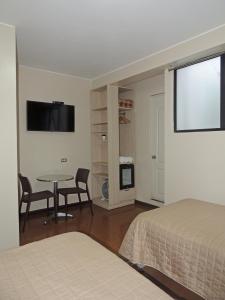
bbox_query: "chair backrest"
[18,173,32,194]
[75,168,90,185]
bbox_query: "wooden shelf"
[92,131,107,134]
[93,161,108,166]
[92,172,108,177]
[119,121,131,125]
[119,106,133,111]
[92,122,108,126]
[92,106,107,111]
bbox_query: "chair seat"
[23,190,54,202]
[57,187,86,196]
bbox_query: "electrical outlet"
[61,158,68,163]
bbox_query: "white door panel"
[150,94,165,202]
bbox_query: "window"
[174,54,225,132]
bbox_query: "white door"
[150,93,165,202]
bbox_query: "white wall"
[130,75,164,204]
[0,24,19,250]
[165,69,225,205]
[92,24,225,89]
[19,66,91,210]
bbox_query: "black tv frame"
[27,100,75,132]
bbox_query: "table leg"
[53,181,73,220]
[53,181,58,223]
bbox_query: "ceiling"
[1,0,225,79]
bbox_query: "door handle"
[152,155,156,159]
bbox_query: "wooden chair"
[18,173,54,232]
[57,168,93,218]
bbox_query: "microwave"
[120,164,135,190]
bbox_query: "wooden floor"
[20,202,203,300]
[20,202,147,251]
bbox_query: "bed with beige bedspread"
[0,232,172,300]
[119,199,225,300]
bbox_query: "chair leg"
[19,201,23,230]
[47,198,50,216]
[19,200,23,215]
[65,195,68,220]
[23,202,31,232]
[87,189,93,216]
[77,192,82,211]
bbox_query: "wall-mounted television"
[27,100,75,132]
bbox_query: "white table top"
[37,174,74,183]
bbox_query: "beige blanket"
[119,199,225,300]
[0,232,172,300]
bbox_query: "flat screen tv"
[27,100,75,132]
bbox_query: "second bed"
[119,199,225,300]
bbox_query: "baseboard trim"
[135,200,157,209]
[20,200,91,216]
[149,199,164,207]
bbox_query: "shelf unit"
[118,88,136,203]
[90,85,135,210]
[119,93,135,158]
[90,87,109,209]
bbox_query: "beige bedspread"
[0,232,172,300]
[119,199,225,300]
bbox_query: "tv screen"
[27,101,75,132]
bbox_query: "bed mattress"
[0,232,172,299]
[119,199,225,300]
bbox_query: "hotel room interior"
[0,1,225,299]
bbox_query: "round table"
[37,174,74,221]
